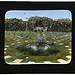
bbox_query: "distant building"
[34,27,48,32]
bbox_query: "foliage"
[28,16,53,31]
[52,18,72,32]
[16,44,60,56]
[36,36,46,45]
[16,45,35,55]
[46,47,60,54]
[47,42,55,46]
[5,18,26,31]
[5,17,72,32]
[5,31,71,63]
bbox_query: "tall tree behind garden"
[52,18,72,32]
[5,17,72,32]
[28,16,53,31]
[5,18,26,31]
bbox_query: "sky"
[5,10,72,21]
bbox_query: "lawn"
[4,31,72,64]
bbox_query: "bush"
[16,45,26,52]
[46,42,55,46]
[16,44,60,56]
[46,47,60,54]
[16,45,35,55]
[34,49,44,56]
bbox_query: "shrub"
[16,45,35,55]
[36,37,46,43]
[43,50,50,56]
[16,44,60,56]
[46,47,60,54]
[16,45,26,52]
[34,49,44,56]
[25,48,35,55]
[50,42,55,46]
[46,42,55,46]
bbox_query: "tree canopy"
[5,16,72,32]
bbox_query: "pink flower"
[36,37,46,42]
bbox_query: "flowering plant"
[36,36,46,43]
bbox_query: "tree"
[52,18,72,32]
[28,16,53,31]
[5,17,72,32]
[5,18,26,31]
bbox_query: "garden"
[4,16,72,64]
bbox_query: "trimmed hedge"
[16,45,60,56]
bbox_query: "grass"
[4,31,71,63]
[21,50,70,63]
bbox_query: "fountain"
[16,33,59,56]
[27,33,49,50]
[27,44,48,50]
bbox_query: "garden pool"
[27,45,48,50]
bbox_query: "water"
[28,45,48,50]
